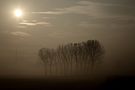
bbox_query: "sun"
[14,9,23,17]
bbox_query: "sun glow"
[14,9,23,17]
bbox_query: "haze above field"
[0,0,135,78]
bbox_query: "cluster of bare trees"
[39,40,104,76]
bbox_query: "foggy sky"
[0,0,135,78]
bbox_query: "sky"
[0,0,135,78]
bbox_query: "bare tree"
[39,48,50,75]
[86,40,105,70]
[38,40,105,77]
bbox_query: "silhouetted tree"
[39,48,49,75]
[86,40,104,70]
[39,48,49,63]
[39,40,105,76]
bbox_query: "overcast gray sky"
[0,0,135,78]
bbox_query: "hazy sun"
[14,9,23,17]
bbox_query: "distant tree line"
[39,40,105,76]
